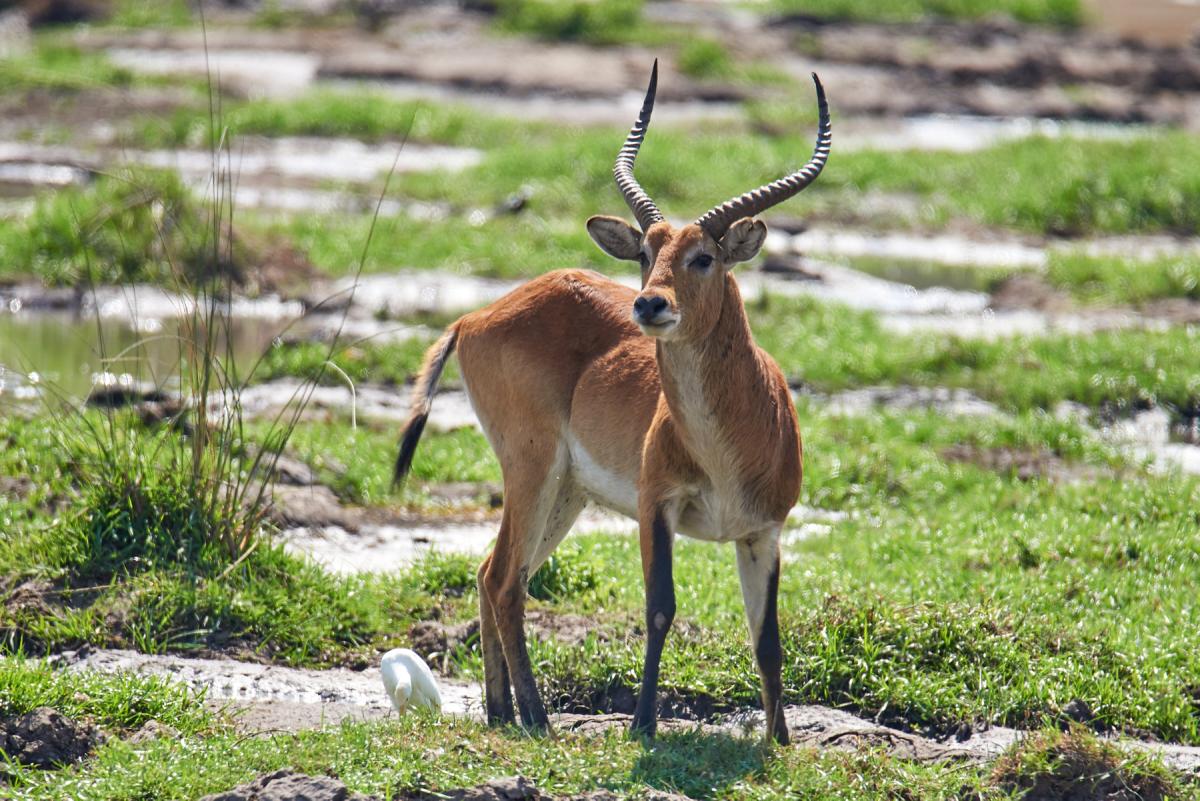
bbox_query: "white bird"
[380,648,442,714]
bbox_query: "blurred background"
[2,0,1200,457]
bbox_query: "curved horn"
[697,73,831,240]
[614,60,664,232]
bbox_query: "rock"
[414,776,543,801]
[1062,699,1095,725]
[269,453,320,487]
[268,484,361,531]
[200,770,379,801]
[127,719,180,745]
[0,707,104,768]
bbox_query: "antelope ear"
[718,218,767,263]
[586,215,643,261]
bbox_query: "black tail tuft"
[394,411,428,486]
[393,327,457,488]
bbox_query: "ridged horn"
[696,73,831,240]
[614,60,664,232]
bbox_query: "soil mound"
[202,770,378,801]
[0,707,104,768]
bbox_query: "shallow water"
[0,306,290,400]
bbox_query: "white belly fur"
[566,434,638,518]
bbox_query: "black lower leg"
[632,511,675,738]
[756,554,789,745]
[479,567,515,725]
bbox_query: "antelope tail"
[394,326,458,486]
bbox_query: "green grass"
[1046,250,1200,306]
[128,90,548,151]
[0,414,457,665]
[771,0,1083,25]
[107,0,193,28]
[269,212,615,279]
[0,170,230,287]
[493,0,663,46]
[255,337,448,389]
[0,42,136,93]
[512,407,1200,743]
[750,293,1200,415]
[393,130,1200,239]
[0,657,214,736]
[266,420,498,507]
[2,712,998,801]
[5,707,1194,799]
[121,91,1200,245]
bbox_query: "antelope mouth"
[635,317,680,337]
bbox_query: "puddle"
[783,228,1048,270]
[0,138,479,196]
[813,386,1002,418]
[837,115,1149,153]
[283,504,847,574]
[741,259,990,316]
[132,136,481,183]
[282,507,634,574]
[0,293,299,399]
[1101,407,1200,475]
[107,48,320,98]
[59,648,483,730]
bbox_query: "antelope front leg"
[735,529,790,745]
[631,505,675,739]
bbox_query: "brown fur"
[398,222,801,742]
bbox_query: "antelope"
[395,62,831,744]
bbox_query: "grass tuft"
[990,728,1181,800]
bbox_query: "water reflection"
[0,311,286,401]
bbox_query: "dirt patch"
[407,612,601,672]
[126,719,180,745]
[941,444,1109,483]
[410,776,693,801]
[427,481,504,510]
[0,707,104,769]
[546,680,723,720]
[202,773,694,801]
[989,274,1074,313]
[775,17,1200,125]
[409,619,480,669]
[990,729,1175,801]
[1139,297,1200,325]
[0,475,34,500]
[200,769,379,801]
[525,610,607,647]
[0,578,62,654]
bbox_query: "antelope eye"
[690,253,714,270]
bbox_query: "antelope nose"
[633,295,668,322]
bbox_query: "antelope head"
[587,61,832,342]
